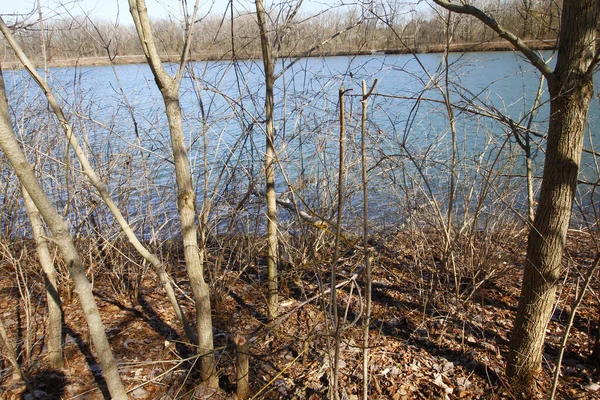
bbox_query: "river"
[3,51,599,237]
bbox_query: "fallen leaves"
[1,231,599,399]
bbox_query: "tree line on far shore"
[2,0,560,65]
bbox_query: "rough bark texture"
[430,0,599,395]
[22,187,64,369]
[128,0,217,386]
[255,0,279,320]
[507,1,599,392]
[0,66,127,399]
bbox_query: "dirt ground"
[1,229,600,399]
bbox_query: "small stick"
[234,334,251,400]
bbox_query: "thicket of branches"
[2,0,600,399]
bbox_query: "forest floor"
[1,228,600,399]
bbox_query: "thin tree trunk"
[234,334,251,400]
[255,0,279,320]
[0,66,127,400]
[441,12,459,299]
[22,187,63,369]
[361,79,376,400]
[127,0,217,385]
[0,314,38,396]
[251,1,363,322]
[165,97,217,384]
[27,3,63,369]
[329,85,347,400]
[549,252,600,399]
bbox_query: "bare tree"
[360,79,377,400]
[255,0,280,320]
[0,64,127,399]
[0,16,196,344]
[431,0,600,395]
[128,0,218,386]
[0,314,38,395]
[22,187,63,368]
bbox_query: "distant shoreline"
[1,39,557,70]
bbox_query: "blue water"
[3,51,599,237]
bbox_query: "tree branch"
[127,0,174,90]
[175,0,201,85]
[431,0,554,80]
[586,46,600,76]
[274,20,362,81]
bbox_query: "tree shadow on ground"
[372,282,595,391]
[94,291,193,357]
[334,276,513,387]
[276,262,510,387]
[63,325,110,400]
[21,369,67,400]
[225,242,596,394]
[93,291,180,340]
[229,291,268,323]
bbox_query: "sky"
[1,0,338,25]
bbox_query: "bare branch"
[127,0,174,90]
[274,20,362,80]
[431,0,554,80]
[176,0,201,84]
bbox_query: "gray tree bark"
[22,187,63,369]
[507,1,599,392]
[0,67,128,399]
[128,0,218,386]
[431,0,600,395]
[255,0,280,320]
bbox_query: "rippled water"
[3,51,599,237]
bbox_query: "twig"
[549,251,600,399]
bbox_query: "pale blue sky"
[1,0,341,24]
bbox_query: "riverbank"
[1,39,556,70]
[1,228,598,399]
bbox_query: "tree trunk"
[428,0,599,395]
[127,0,218,386]
[0,310,37,395]
[165,96,217,385]
[234,334,251,400]
[590,307,600,366]
[255,0,279,320]
[0,67,128,400]
[22,187,63,369]
[361,80,375,400]
[506,0,599,394]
